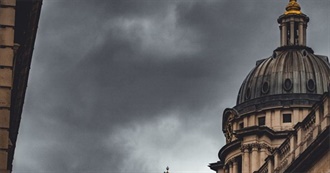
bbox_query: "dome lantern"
[278,0,309,46]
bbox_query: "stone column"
[280,24,283,46]
[232,160,238,173]
[303,24,307,45]
[295,128,302,158]
[289,136,296,162]
[315,111,320,125]
[298,22,304,45]
[242,148,250,173]
[224,167,228,173]
[290,21,295,45]
[290,137,295,153]
[267,157,274,173]
[0,0,16,172]
[229,163,233,173]
[260,147,267,165]
[251,146,259,172]
[281,23,287,46]
[274,153,279,170]
[218,167,225,173]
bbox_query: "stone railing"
[257,93,330,173]
[258,161,268,173]
[276,138,291,172]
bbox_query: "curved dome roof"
[237,47,330,105]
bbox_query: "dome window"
[302,49,307,56]
[239,122,244,129]
[262,81,270,94]
[245,87,251,100]
[307,79,316,92]
[258,117,266,126]
[283,78,293,91]
[283,113,292,123]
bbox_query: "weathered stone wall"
[0,0,15,172]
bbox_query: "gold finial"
[285,0,301,15]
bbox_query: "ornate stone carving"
[240,144,250,152]
[225,114,235,143]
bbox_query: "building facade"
[0,0,42,172]
[209,0,330,172]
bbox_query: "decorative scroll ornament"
[225,114,235,143]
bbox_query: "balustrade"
[256,95,330,173]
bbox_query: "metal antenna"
[163,166,169,173]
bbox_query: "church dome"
[236,46,330,105]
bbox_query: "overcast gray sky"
[12,0,329,173]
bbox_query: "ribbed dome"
[237,46,330,105]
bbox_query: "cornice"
[235,126,293,139]
[234,93,321,116]
[218,140,241,161]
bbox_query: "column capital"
[241,143,274,153]
[241,144,250,152]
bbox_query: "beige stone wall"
[237,108,310,131]
[222,106,316,172]
[0,0,15,172]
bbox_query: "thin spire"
[164,166,169,173]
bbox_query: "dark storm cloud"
[13,0,329,173]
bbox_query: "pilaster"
[289,20,295,45]
[242,147,250,173]
[232,159,238,173]
[251,145,259,172]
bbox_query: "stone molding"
[240,143,274,153]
